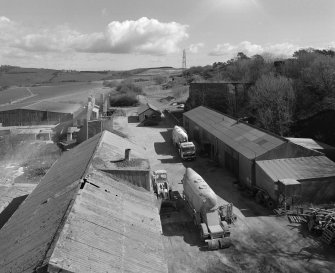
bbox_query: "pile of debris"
[304,208,335,245]
[285,207,335,245]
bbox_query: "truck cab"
[179,142,196,160]
[199,209,231,249]
[152,170,171,200]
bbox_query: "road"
[125,112,335,273]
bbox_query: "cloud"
[209,41,299,58]
[103,17,188,55]
[189,43,204,54]
[1,16,188,56]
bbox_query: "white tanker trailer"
[182,168,233,250]
[172,126,196,160]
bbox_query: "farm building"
[287,137,335,162]
[0,101,84,126]
[0,130,167,273]
[183,106,322,188]
[185,82,251,116]
[256,156,335,203]
[138,103,161,123]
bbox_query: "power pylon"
[182,49,187,70]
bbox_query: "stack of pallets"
[304,208,335,245]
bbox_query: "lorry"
[152,170,172,200]
[172,126,196,160]
[182,168,235,250]
[254,178,302,210]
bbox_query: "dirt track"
[126,112,335,273]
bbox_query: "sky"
[0,0,334,70]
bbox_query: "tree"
[249,74,295,136]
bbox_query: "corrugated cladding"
[286,137,335,151]
[0,132,102,273]
[184,106,285,159]
[256,156,335,182]
[0,130,167,273]
[49,170,167,273]
[0,101,82,114]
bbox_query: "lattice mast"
[182,49,187,70]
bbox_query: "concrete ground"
[126,114,335,273]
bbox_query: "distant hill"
[0,65,180,87]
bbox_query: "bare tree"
[250,74,295,136]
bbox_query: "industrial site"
[1,1,335,272]
[0,65,335,273]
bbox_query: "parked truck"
[182,168,235,250]
[172,126,196,160]
[152,170,172,200]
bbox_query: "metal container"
[182,168,217,212]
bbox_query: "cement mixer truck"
[172,126,196,160]
[182,168,234,250]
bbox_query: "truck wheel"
[255,190,263,204]
[266,198,276,210]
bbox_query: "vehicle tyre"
[255,190,263,204]
[266,198,276,210]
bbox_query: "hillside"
[0,65,182,87]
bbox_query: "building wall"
[239,155,253,187]
[105,169,151,191]
[0,109,73,126]
[256,142,322,161]
[255,163,277,200]
[139,109,160,123]
[186,82,250,116]
[300,177,335,203]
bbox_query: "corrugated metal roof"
[138,103,161,115]
[184,106,285,159]
[287,138,335,151]
[0,100,82,114]
[49,170,167,273]
[256,156,335,181]
[0,132,102,272]
[0,131,167,273]
[23,101,82,113]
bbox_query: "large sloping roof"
[48,170,166,273]
[0,131,167,273]
[256,156,335,181]
[0,100,82,114]
[138,103,161,115]
[184,106,285,159]
[0,132,101,272]
[286,138,335,151]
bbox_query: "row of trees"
[185,48,335,136]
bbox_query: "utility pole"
[182,49,187,71]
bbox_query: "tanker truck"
[172,126,196,160]
[182,168,234,250]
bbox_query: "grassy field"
[0,81,114,107]
[0,87,31,105]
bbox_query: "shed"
[256,156,335,203]
[183,106,286,186]
[287,137,335,161]
[0,101,84,126]
[138,103,161,123]
[0,131,167,273]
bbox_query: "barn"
[138,103,161,123]
[0,131,167,273]
[256,156,335,203]
[0,101,84,126]
[183,106,322,188]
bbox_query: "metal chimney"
[125,149,131,161]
